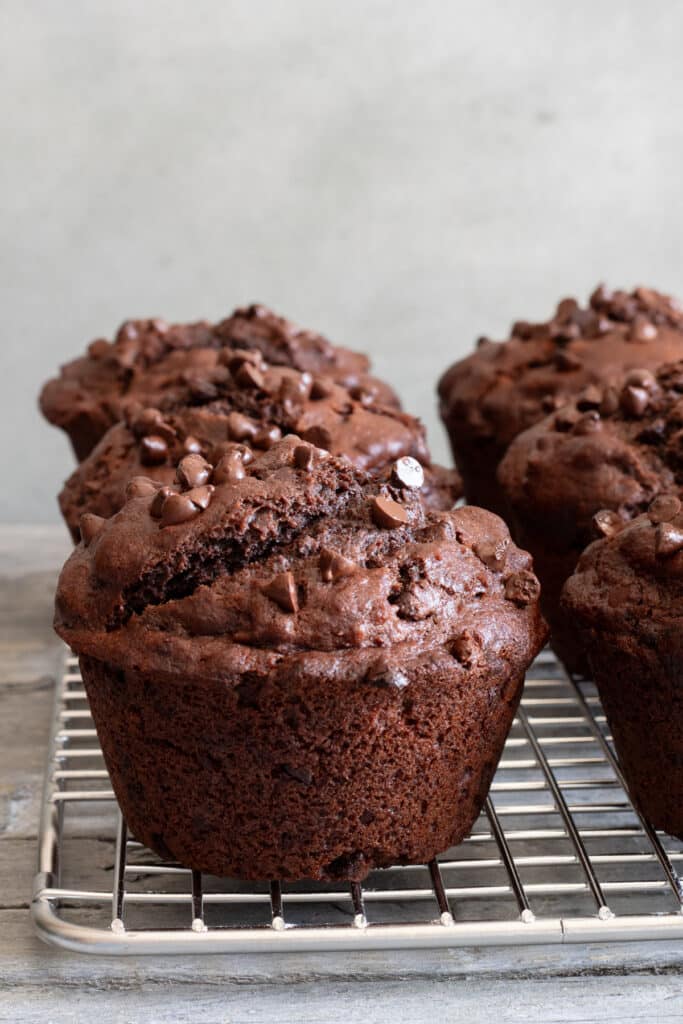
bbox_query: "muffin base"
[586,634,683,839]
[80,650,525,882]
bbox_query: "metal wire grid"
[31,649,683,954]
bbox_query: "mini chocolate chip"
[160,492,202,526]
[600,387,620,416]
[294,444,315,470]
[576,385,603,410]
[391,456,425,490]
[227,411,259,441]
[620,384,649,417]
[554,350,582,372]
[182,435,203,455]
[176,453,212,489]
[310,377,333,399]
[236,362,264,389]
[655,522,683,557]
[140,434,169,465]
[213,452,246,484]
[262,572,299,613]
[504,570,540,606]
[371,496,409,529]
[253,425,282,450]
[125,476,161,500]
[593,509,623,538]
[185,484,214,510]
[630,315,658,343]
[79,513,106,546]
[572,410,602,435]
[648,494,682,524]
[303,424,333,449]
[150,485,175,518]
[319,547,357,582]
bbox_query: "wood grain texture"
[1,524,682,1023]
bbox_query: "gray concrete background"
[2,0,682,523]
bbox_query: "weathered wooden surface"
[1,524,682,1023]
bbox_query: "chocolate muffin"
[438,285,683,516]
[40,304,400,461]
[562,502,683,839]
[498,361,683,673]
[58,352,460,541]
[54,436,546,882]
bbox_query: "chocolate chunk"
[371,496,409,529]
[630,315,658,342]
[213,452,246,484]
[620,385,650,417]
[391,456,425,490]
[235,362,264,389]
[593,509,623,538]
[294,444,315,470]
[504,570,540,606]
[655,522,683,557]
[176,453,212,490]
[262,572,299,613]
[160,492,202,526]
[125,476,160,500]
[139,434,169,465]
[473,536,509,570]
[182,435,202,455]
[310,377,333,399]
[649,495,683,524]
[79,513,106,546]
[319,547,357,582]
[303,425,332,449]
[150,485,175,518]
[253,425,282,450]
[450,630,482,668]
[227,412,259,441]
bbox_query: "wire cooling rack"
[31,648,683,954]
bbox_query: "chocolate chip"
[319,547,357,582]
[630,315,658,343]
[294,444,315,470]
[213,452,246,484]
[253,425,282,450]
[150,485,175,518]
[140,434,169,465]
[79,513,106,546]
[648,494,682,524]
[160,492,202,526]
[371,496,409,529]
[235,362,264,389]
[554,350,582,372]
[592,509,622,538]
[655,522,683,557]
[572,410,602,435]
[473,536,509,570]
[620,385,650,417]
[541,395,563,413]
[182,435,202,455]
[125,476,160,500]
[554,407,581,432]
[350,385,375,405]
[186,377,218,402]
[391,456,425,490]
[116,320,139,342]
[450,631,482,668]
[302,425,332,450]
[131,407,163,437]
[625,368,657,391]
[87,339,111,359]
[600,387,620,416]
[576,385,603,410]
[227,412,258,441]
[310,377,333,399]
[262,572,299,613]
[504,570,540,606]
[512,320,534,339]
[151,317,169,334]
[176,453,212,490]
[366,658,410,689]
[555,297,579,322]
[185,484,214,510]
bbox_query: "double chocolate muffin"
[54,436,546,882]
[40,304,399,461]
[562,501,683,839]
[58,352,460,541]
[438,285,683,516]
[498,361,683,672]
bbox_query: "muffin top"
[40,304,399,457]
[55,436,545,682]
[498,361,683,547]
[438,285,683,452]
[58,352,460,539]
[562,496,683,643]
